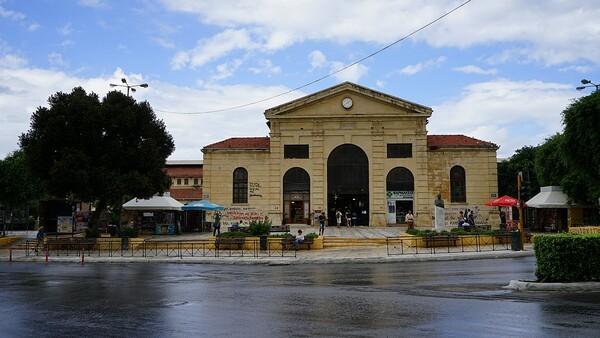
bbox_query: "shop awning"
[525,186,577,209]
[122,194,183,211]
[182,200,224,211]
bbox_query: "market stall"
[181,200,224,232]
[122,194,183,235]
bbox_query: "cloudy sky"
[1,0,599,160]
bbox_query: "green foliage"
[118,224,139,238]
[497,146,539,198]
[269,233,294,238]
[305,232,319,239]
[534,233,600,282]
[19,87,175,230]
[248,219,272,236]
[85,227,101,238]
[561,90,600,204]
[217,231,250,238]
[0,150,46,209]
[408,228,497,236]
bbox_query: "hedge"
[534,233,600,282]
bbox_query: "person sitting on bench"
[295,230,304,250]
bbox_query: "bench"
[281,237,314,250]
[423,235,459,248]
[270,225,290,233]
[215,237,245,250]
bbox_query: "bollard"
[82,251,85,265]
[45,249,49,264]
[9,248,12,262]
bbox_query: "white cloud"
[170,29,259,69]
[454,65,498,75]
[0,5,25,20]
[78,0,109,9]
[57,23,73,36]
[429,79,574,158]
[48,52,68,68]
[0,54,28,68]
[308,50,368,82]
[160,1,600,68]
[28,23,41,32]
[248,59,281,76]
[400,56,446,75]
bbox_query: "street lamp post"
[576,79,599,92]
[109,78,148,96]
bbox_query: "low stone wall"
[569,226,600,235]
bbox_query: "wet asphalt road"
[1,256,599,337]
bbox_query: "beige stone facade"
[202,82,499,228]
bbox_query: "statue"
[434,194,446,231]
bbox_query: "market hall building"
[201,82,499,228]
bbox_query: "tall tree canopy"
[561,90,600,204]
[0,149,45,209]
[497,146,539,199]
[19,87,175,231]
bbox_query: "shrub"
[269,233,294,238]
[118,224,139,238]
[534,233,600,282]
[305,232,319,239]
[248,219,272,236]
[85,227,101,238]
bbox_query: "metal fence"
[17,239,299,259]
[386,234,513,255]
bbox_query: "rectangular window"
[184,178,189,185]
[284,144,309,159]
[387,143,412,158]
[176,178,182,185]
[193,178,199,186]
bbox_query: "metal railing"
[17,238,300,259]
[386,234,512,255]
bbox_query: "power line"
[157,0,472,115]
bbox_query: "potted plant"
[248,219,271,250]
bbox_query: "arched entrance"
[386,167,414,224]
[283,167,310,224]
[327,144,369,225]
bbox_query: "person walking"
[405,210,415,230]
[35,226,44,253]
[212,211,221,236]
[345,209,351,227]
[336,209,342,227]
[318,212,326,236]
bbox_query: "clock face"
[342,97,353,109]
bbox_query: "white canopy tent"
[122,194,183,211]
[526,186,577,209]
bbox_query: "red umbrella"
[485,195,523,207]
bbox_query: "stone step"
[323,237,388,248]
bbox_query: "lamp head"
[581,79,591,85]
[109,84,117,87]
[140,83,148,88]
[576,86,586,91]
[121,78,127,84]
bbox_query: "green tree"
[0,150,46,209]
[497,146,539,199]
[534,133,565,186]
[19,87,175,233]
[561,90,600,204]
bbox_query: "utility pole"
[517,172,525,250]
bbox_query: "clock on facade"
[342,97,353,109]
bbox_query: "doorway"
[327,144,369,225]
[395,201,413,223]
[289,201,304,223]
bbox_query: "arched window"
[386,167,414,191]
[450,166,466,203]
[233,167,248,203]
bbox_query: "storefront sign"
[386,191,414,200]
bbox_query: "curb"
[505,279,600,291]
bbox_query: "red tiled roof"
[165,167,203,177]
[168,188,203,201]
[204,137,270,150]
[427,135,498,149]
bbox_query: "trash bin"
[121,236,129,250]
[510,231,521,251]
[260,235,267,251]
[499,223,507,230]
[108,225,117,237]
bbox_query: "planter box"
[267,236,323,250]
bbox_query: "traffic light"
[520,181,530,201]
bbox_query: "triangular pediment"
[264,82,432,120]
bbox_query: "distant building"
[201,82,499,228]
[165,160,203,203]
